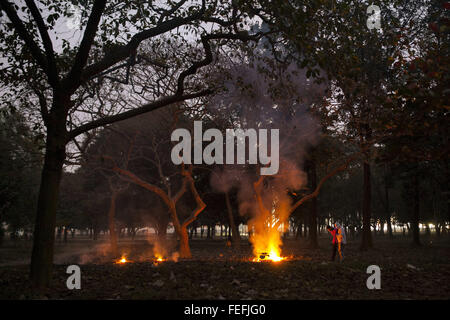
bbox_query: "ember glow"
[155,256,166,262]
[115,256,130,264]
[252,249,286,263]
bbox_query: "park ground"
[0,234,449,299]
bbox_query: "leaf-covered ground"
[0,236,449,299]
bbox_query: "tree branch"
[181,170,206,229]
[63,0,107,92]
[112,166,172,209]
[80,6,206,83]
[67,89,211,140]
[0,0,54,85]
[24,0,59,87]
[289,151,363,215]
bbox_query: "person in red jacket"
[327,225,339,261]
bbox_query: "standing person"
[326,225,339,261]
[335,222,347,262]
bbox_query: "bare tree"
[0,0,268,288]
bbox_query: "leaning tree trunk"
[308,160,318,248]
[167,203,192,258]
[412,174,421,246]
[108,191,119,258]
[178,225,191,258]
[225,191,241,248]
[360,161,373,250]
[30,129,66,289]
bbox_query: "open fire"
[114,255,167,264]
[252,250,286,262]
[249,209,288,263]
[154,254,166,262]
[115,255,130,264]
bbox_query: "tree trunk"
[225,191,241,248]
[207,225,211,238]
[308,161,319,248]
[157,219,168,242]
[0,225,4,247]
[303,221,307,238]
[179,226,191,258]
[384,178,393,239]
[108,191,119,257]
[360,161,373,250]
[30,132,66,289]
[167,203,192,259]
[380,221,385,236]
[56,227,62,242]
[93,224,99,240]
[412,174,421,246]
[425,224,431,237]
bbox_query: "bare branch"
[63,0,107,92]
[67,89,211,140]
[80,6,206,83]
[24,0,59,87]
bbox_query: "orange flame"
[249,208,288,263]
[115,255,130,264]
[252,249,286,262]
[154,253,166,262]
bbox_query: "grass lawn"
[0,235,449,299]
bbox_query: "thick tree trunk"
[308,160,318,248]
[225,191,241,248]
[412,174,421,246]
[360,161,373,250]
[30,132,66,289]
[167,204,192,258]
[108,191,119,257]
[179,226,191,258]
